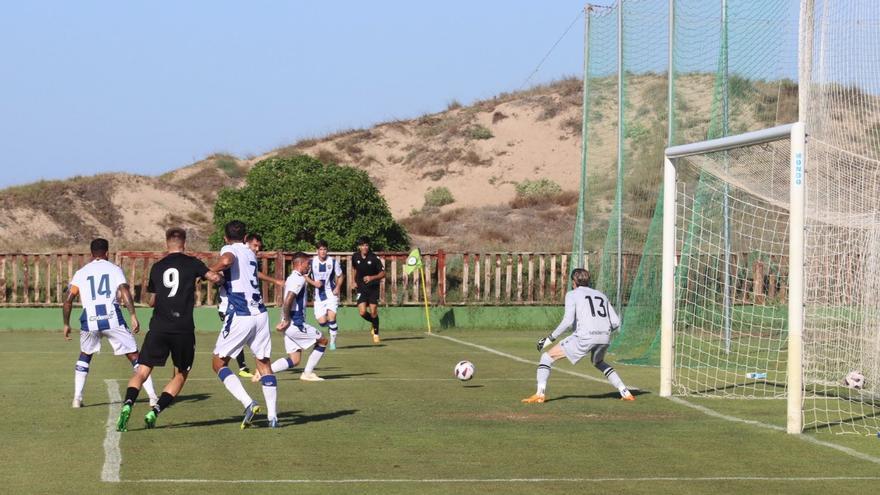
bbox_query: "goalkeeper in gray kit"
[522,268,634,403]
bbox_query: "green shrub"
[514,178,562,199]
[215,155,242,178]
[424,187,455,208]
[210,155,409,251]
[465,125,493,140]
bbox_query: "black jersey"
[351,250,384,289]
[147,252,209,334]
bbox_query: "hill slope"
[1,75,778,253]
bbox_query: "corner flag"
[404,248,431,333]
[404,248,423,275]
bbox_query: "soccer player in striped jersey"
[268,252,328,381]
[210,221,279,428]
[216,233,283,378]
[308,239,344,350]
[63,238,158,408]
[522,268,635,403]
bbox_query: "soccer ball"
[843,370,865,390]
[454,360,475,381]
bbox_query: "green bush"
[215,155,243,178]
[210,155,409,251]
[466,125,493,140]
[514,179,562,199]
[423,187,455,208]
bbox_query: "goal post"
[659,123,806,434]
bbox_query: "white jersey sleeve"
[550,291,577,340]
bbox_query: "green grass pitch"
[1,328,879,495]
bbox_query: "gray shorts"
[560,336,608,366]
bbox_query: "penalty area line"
[126,476,880,484]
[101,379,122,482]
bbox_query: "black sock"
[373,315,380,334]
[235,351,248,370]
[360,313,374,325]
[152,392,174,415]
[124,387,140,407]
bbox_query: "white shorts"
[80,327,138,356]
[560,336,608,366]
[213,312,271,360]
[313,297,339,319]
[283,323,323,354]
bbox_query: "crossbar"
[665,123,795,159]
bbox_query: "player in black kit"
[116,228,221,431]
[351,237,385,344]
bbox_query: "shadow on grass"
[156,408,358,429]
[340,344,386,350]
[320,372,379,380]
[546,389,651,402]
[377,336,425,342]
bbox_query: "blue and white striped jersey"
[310,256,342,302]
[284,270,308,326]
[69,259,129,331]
[220,243,266,316]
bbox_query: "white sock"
[74,360,89,399]
[219,367,253,408]
[133,364,158,400]
[536,353,553,395]
[303,346,325,375]
[328,321,338,343]
[272,356,295,373]
[601,365,628,395]
[260,375,278,420]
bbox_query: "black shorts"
[356,285,380,305]
[140,330,196,372]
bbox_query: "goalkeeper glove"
[537,335,555,351]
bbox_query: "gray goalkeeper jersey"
[550,286,620,345]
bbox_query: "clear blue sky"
[0,1,613,188]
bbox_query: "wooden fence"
[0,250,800,308]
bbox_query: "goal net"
[662,122,880,435]
[665,127,793,401]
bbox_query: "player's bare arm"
[257,271,284,287]
[209,252,236,273]
[117,283,140,334]
[334,273,344,296]
[303,273,323,288]
[148,293,156,308]
[276,291,295,332]
[204,270,223,285]
[364,270,385,285]
[62,285,80,341]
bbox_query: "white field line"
[128,476,880,484]
[668,397,880,465]
[180,377,580,382]
[434,333,880,466]
[428,333,610,385]
[101,379,122,482]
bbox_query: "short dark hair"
[224,220,247,241]
[316,239,329,249]
[355,236,370,246]
[292,251,309,264]
[166,228,187,243]
[90,238,109,255]
[245,233,263,244]
[571,268,591,288]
